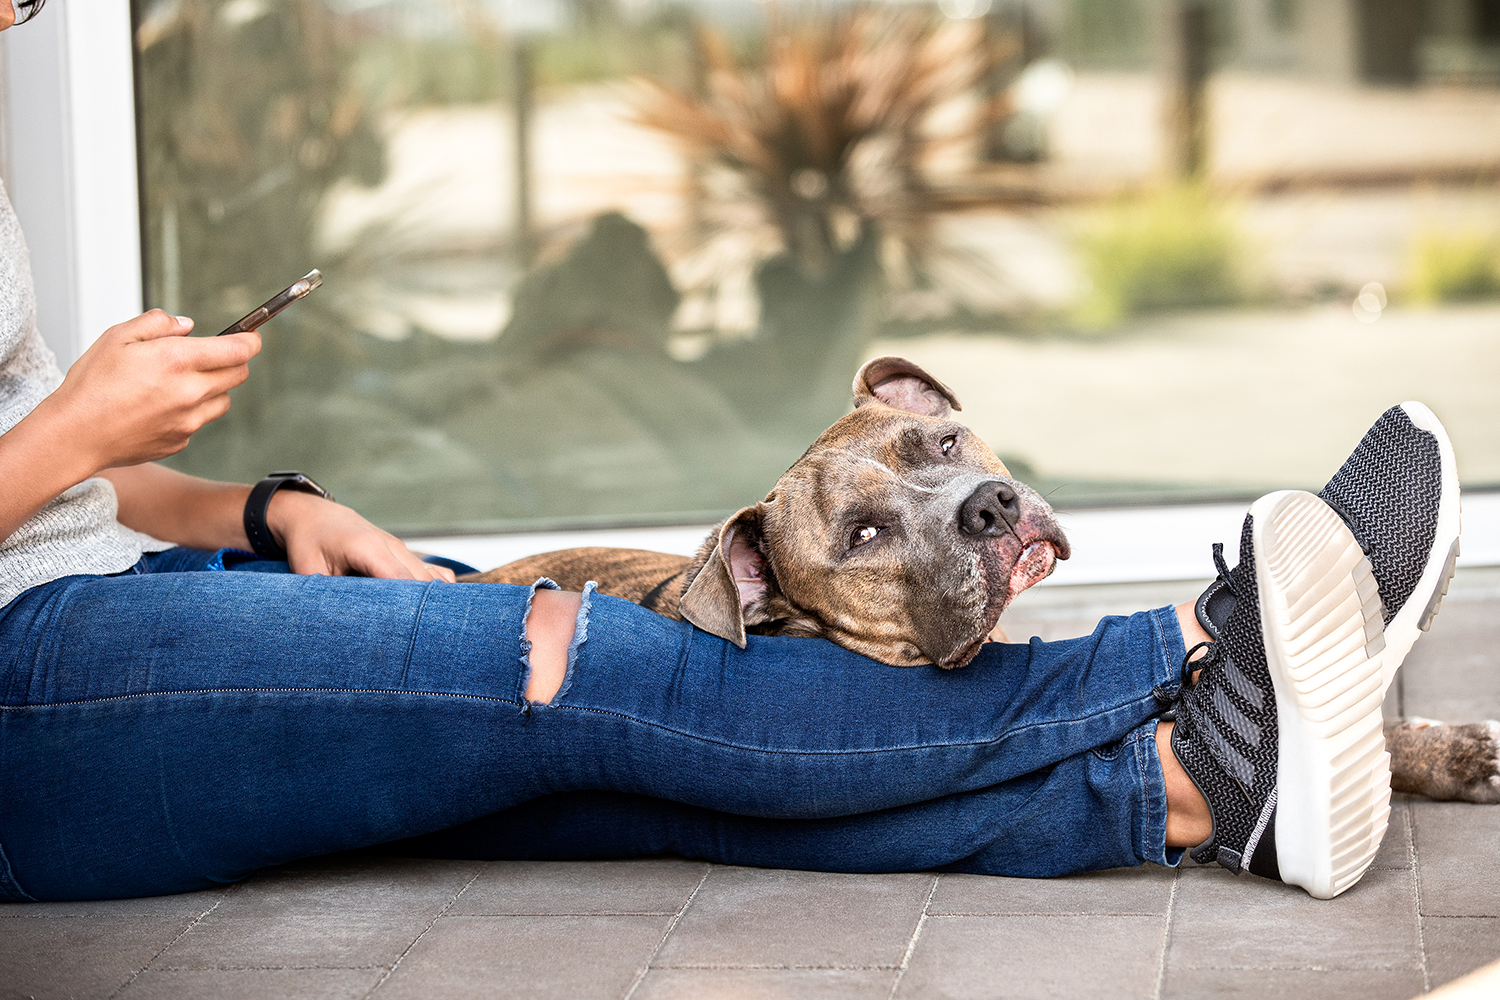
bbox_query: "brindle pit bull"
[464,356,1500,804]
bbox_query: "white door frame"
[1,0,142,369]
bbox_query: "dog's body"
[465,356,1500,804]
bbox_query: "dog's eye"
[940,436,957,455]
[850,526,880,548]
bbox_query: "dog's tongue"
[1007,542,1057,603]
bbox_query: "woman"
[0,0,1458,903]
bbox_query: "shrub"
[1073,185,1246,327]
[1408,230,1500,304]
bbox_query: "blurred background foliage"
[1073,185,1249,327]
[133,0,1500,535]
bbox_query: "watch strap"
[243,472,332,561]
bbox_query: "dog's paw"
[1387,718,1500,804]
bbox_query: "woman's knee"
[524,588,582,703]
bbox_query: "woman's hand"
[35,310,259,476]
[2,312,258,545]
[268,489,456,582]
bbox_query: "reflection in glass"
[134,0,1500,535]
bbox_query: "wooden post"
[513,37,535,267]
[1165,0,1211,179]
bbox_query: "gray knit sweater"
[0,180,168,608]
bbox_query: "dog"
[465,356,1500,803]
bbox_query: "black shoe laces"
[1178,542,1237,689]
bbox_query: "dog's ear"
[679,506,773,648]
[852,356,962,418]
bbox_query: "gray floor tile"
[0,889,227,919]
[1160,965,1426,999]
[0,915,193,1000]
[1401,601,1500,721]
[1423,915,1500,989]
[653,868,932,969]
[372,914,670,1000]
[1166,864,1421,970]
[117,967,386,1000]
[154,861,481,970]
[448,859,707,915]
[1373,797,1415,870]
[929,866,1176,915]
[1413,801,1500,916]
[632,968,896,1000]
[895,913,1165,1000]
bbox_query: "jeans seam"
[1137,719,1180,867]
[1132,726,1156,864]
[0,838,36,902]
[397,582,436,689]
[1150,605,1187,690]
[532,698,1164,757]
[0,687,526,710]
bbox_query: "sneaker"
[1172,490,1399,899]
[1318,401,1463,681]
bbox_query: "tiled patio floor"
[4,571,1498,1000]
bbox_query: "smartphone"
[216,269,322,336]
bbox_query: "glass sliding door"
[132,0,1500,536]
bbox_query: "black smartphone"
[216,269,322,336]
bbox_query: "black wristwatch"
[243,471,334,561]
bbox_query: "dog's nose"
[958,480,1022,537]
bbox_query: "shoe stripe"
[1199,710,1258,788]
[1212,684,1264,748]
[1242,787,1278,870]
[1221,657,1264,710]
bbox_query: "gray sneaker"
[1319,401,1463,681]
[1170,403,1461,899]
[1172,491,1397,898]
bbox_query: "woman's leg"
[0,567,1180,899]
[395,717,1175,879]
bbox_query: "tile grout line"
[621,864,712,1000]
[1407,799,1431,993]
[885,873,940,1000]
[362,864,484,1000]
[1151,868,1180,1000]
[106,892,227,1000]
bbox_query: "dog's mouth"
[935,539,1061,669]
[1006,540,1059,604]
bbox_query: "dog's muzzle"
[957,480,1022,537]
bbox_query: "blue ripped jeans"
[0,548,1185,901]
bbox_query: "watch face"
[268,472,331,501]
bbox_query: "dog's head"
[680,356,1070,668]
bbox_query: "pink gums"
[1006,541,1058,604]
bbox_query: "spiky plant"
[631,6,991,330]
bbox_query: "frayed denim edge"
[550,581,595,705]
[517,577,562,714]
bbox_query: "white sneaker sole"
[1253,490,1393,899]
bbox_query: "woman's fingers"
[180,330,260,372]
[111,309,194,342]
